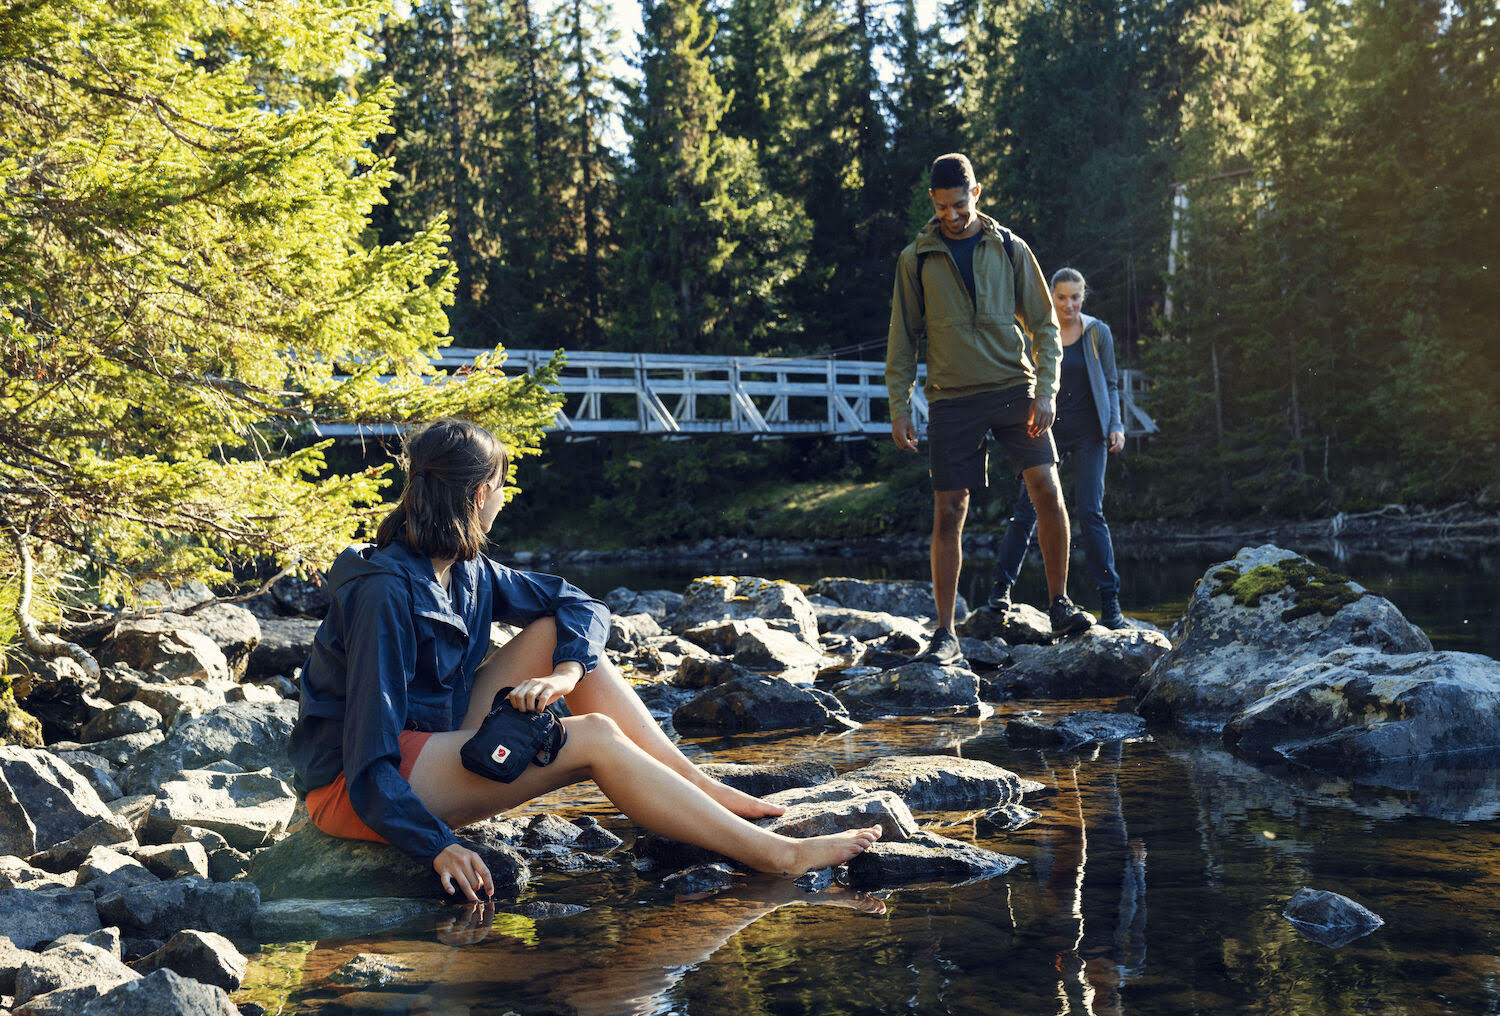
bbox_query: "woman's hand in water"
[434,843,493,901]
[508,662,584,713]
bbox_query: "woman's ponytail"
[374,419,509,560]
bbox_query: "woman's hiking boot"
[1099,592,1127,630]
[915,628,965,667]
[1049,595,1094,637]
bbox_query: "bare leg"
[930,489,970,631]
[407,712,881,876]
[465,620,783,819]
[1022,464,1071,600]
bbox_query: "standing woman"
[988,269,1128,629]
[289,419,880,899]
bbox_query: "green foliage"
[615,0,808,354]
[0,0,561,626]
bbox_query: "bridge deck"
[313,348,1157,441]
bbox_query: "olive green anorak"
[885,214,1062,421]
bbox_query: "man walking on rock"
[886,153,1094,665]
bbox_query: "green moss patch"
[1210,559,1362,622]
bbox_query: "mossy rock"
[1209,560,1362,622]
[0,680,43,748]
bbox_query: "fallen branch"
[6,524,100,680]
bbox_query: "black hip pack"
[459,688,571,783]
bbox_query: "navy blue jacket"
[287,541,609,862]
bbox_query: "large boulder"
[730,625,825,672]
[14,941,136,1006]
[0,747,113,853]
[983,629,1171,699]
[145,768,298,850]
[95,877,259,939]
[604,587,684,623]
[1223,648,1500,771]
[117,700,297,795]
[669,576,819,644]
[672,676,851,734]
[607,613,663,653]
[244,617,319,680]
[247,824,530,901]
[1134,546,1432,731]
[807,606,931,645]
[175,605,260,680]
[833,662,979,718]
[670,657,759,690]
[810,577,967,623]
[100,619,230,686]
[79,702,162,745]
[0,888,101,950]
[75,967,238,1016]
[0,772,38,857]
[131,930,247,991]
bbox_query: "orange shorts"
[305,730,436,843]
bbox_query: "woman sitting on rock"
[288,418,881,899]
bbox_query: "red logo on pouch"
[491,743,511,765]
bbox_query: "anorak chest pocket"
[414,610,469,691]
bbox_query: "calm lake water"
[240,541,1500,1015]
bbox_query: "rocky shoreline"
[1,544,1498,1012]
[510,506,1500,570]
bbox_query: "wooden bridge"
[314,348,1157,441]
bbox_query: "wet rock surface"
[983,629,1172,699]
[673,675,852,733]
[846,831,1023,888]
[1006,710,1149,750]
[1223,647,1500,770]
[833,662,980,717]
[1282,887,1384,947]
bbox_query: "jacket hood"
[1080,313,1100,335]
[914,212,1008,253]
[325,541,430,593]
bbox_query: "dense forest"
[366,0,1497,539]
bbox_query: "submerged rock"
[846,831,1022,888]
[1224,648,1500,770]
[759,790,919,843]
[976,803,1039,833]
[1282,887,1384,947]
[1135,546,1431,731]
[661,863,740,897]
[673,675,851,733]
[1005,710,1149,750]
[250,898,443,943]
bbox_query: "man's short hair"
[930,154,975,191]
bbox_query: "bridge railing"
[312,348,1155,440]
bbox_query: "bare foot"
[768,825,882,877]
[700,778,787,819]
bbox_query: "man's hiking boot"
[915,628,965,667]
[1049,596,1094,638]
[1099,593,1127,630]
[987,581,1013,612]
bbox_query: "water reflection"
[246,706,1500,1016]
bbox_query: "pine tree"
[0,0,562,728]
[617,0,806,353]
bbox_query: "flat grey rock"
[146,767,296,850]
[96,877,258,939]
[0,888,101,951]
[76,967,237,1016]
[846,831,1023,887]
[131,930,246,990]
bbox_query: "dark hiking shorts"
[927,385,1057,491]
